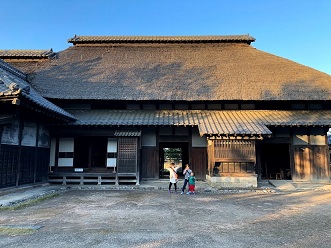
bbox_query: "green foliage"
[0,193,59,211]
[164,148,181,163]
[0,227,36,236]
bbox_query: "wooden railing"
[48,172,138,185]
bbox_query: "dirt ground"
[1,189,331,248]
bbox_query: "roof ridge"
[0,49,54,58]
[67,34,255,45]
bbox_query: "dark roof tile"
[0,59,75,121]
[65,110,331,136]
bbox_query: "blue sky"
[1,0,331,75]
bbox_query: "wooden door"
[311,146,329,181]
[293,146,310,181]
[191,147,207,180]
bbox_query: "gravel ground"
[1,189,331,248]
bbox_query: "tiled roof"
[114,130,142,137]
[65,110,331,136]
[0,59,26,79]
[68,35,255,44]
[10,38,331,101]
[0,49,54,58]
[0,59,75,121]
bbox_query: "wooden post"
[16,115,23,186]
[33,122,40,183]
[54,137,59,172]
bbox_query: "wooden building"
[1,35,331,188]
[0,57,75,188]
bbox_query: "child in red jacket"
[186,171,196,195]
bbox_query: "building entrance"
[159,142,189,179]
[74,137,107,169]
[260,143,291,180]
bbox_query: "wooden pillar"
[255,141,262,180]
[0,126,3,155]
[16,115,23,186]
[54,137,59,172]
[33,122,40,183]
[207,139,215,176]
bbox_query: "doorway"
[74,137,107,170]
[159,142,189,179]
[260,143,291,180]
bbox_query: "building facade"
[1,35,331,188]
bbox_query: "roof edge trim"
[67,35,256,45]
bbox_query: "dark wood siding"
[191,147,207,180]
[0,145,49,188]
[0,145,18,188]
[35,148,50,182]
[141,147,158,179]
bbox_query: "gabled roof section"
[0,59,75,122]
[0,49,54,60]
[68,35,255,45]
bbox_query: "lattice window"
[214,162,255,174]
[214,140,255,162]
[117,137,138,173]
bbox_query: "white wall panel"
[107,139,117,152]
[21,122,36,147]
[59,137,74,152]
[58,158,74,167]
[49,138,56,167]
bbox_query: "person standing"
[181,164,192,195]
[186,171,196,195]
[168,163,179,193]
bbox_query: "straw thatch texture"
[7,38,331,101]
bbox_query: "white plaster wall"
[107,138,117,168]
[293,127,327,146]
[58,137,74,167]
[192,127,207,147]
[142,128,156,146]
[59,137,74,152]
[49,138,56,167]
[310,135,326,145]
[293,135,309,145]
[21,121,37,147]
[1,119,19,145]
[293,128,308,145]
[38,123,50,148]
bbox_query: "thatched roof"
[6,35,331,101]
